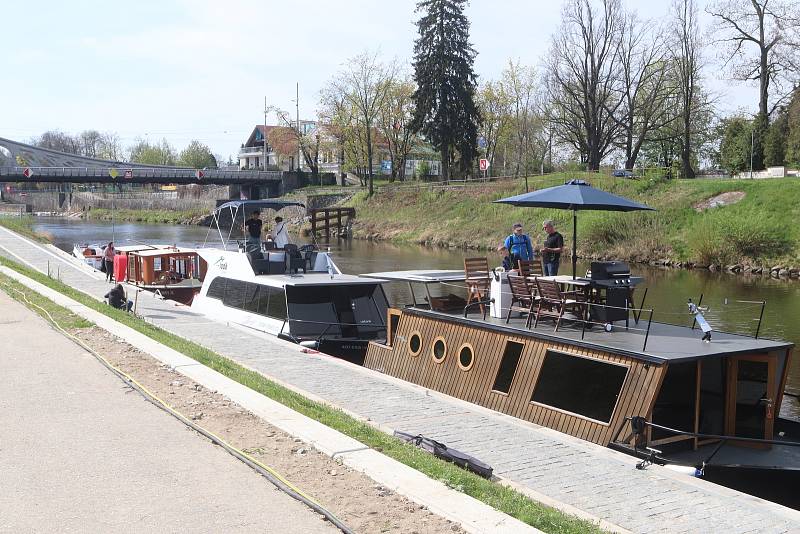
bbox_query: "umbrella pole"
[572,209,577,280]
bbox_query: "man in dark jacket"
[105,284,132,312]
[541,220,564,276]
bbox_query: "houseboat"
[122,246,206,305]
[190,200,390,363]
[360,265,799,508]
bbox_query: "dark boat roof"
[215,199,305,214]
[409,307,793,364]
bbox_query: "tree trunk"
[367,136,374,196]
[440,145,449,181]
[339,145,346,186]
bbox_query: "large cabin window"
[206,277,227,299]
[205,277,286,320]
[531,350,628,423]
[286,284,385,339]
[492,341,524,394]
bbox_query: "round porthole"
[432,336,447,364]
[457,343,474,371]
[409,331,422,356]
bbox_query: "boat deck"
[418,307,793,363]
[2,227,799,533]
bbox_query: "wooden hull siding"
[365,309,667,446]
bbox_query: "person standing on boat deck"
[503,223,533,267]
[103,242,115,282]
[540,220,564,276]
[243,210,263,253]
[271,216,289,248]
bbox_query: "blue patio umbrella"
[494,179,655,279]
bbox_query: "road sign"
[381,160,392,174]
[479,158,490,171]
[195,169,205,179]
[109,168,119,179]
[22,167,33,178]
[124,169,133,179]
[478,136,487,149]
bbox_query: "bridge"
[0,136,282,186]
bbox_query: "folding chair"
[506,273,538,326]
[464,257,491,316]
[534,278,586,332]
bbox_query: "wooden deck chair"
[464,257,491,316]
[506,273,537,326]
[517,258,544,280]
[534,278,586,332]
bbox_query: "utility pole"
[264,96,269,171]
[296,82,302,173]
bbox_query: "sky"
[2,0,760,160]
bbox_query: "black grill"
[586,262,643,323]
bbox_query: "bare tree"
[268,108,321,179]
[378,76,417,181]
[334,51,395,196]
[672,0,706,178]
[503,59,544,184]
[544,0,624,171]
[613,14,675,170]
[476,79,513,176]
[319,85,355,186]
[707,0,800,169]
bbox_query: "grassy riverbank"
[83,208,208,225]
[0,253,603,533]
[0,216,52,243]
[348,173,800,268]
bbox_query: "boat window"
[387,310,401,347]
[699,357,725,435]
[409,332,422,356]
[432,337,447,363]
[651,361,697,440]
[241,282,261,313]
[458,343,474,371]
[285,284,386,339]
[223,279,247,309]
[263,286,287,319]
[206,277,227,300]
[492,341,524,394]
[531,350,628,423]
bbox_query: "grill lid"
[590,261,631,280]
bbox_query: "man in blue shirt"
[504,223,533,269]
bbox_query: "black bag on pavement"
[393,430,493,478]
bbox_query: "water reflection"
[34,216,800,396]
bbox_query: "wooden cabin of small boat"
[365,306,793,449]
[124,247,207,304]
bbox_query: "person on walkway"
[104,284,133,312]
[270,216,289,249]
[540,220,564,276]
[103,242,115,282]
[243,211,263,253]
[503,223,533,267]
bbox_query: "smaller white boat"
[72,243,104,270]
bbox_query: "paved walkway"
[2,226,799,533]
[0,287,334,533]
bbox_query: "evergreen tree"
[411,0,481,180]
[764,109,789,167]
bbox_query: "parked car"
[612,169,635,178]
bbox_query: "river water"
[34,216,800,396]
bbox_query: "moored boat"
[123,246,206,305]
[72,243,104,270]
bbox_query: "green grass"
[0,253,604,533]
[0,216,52,243]
[347,173,800,266]
[84,208,207,224]
[0,272,93,329]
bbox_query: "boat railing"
[430,279,769,342]
[611,416,800,470]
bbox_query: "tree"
[178,140,217,169]
[785,88,800,166]
[544,0,624,171]
[718,115,754,173]
[671,0,706,178]
[503,59,544,184]
[269,108,321,180]
[476,79,513,176]
[31,130,81,154]
[764,106,789,166]
[334,51,395,195]
[378,76,417,181]
[707,0,800,170]
[319,84,354,186]
[411,0,481,180]
[614,13,675,170]
[128,138,177,166]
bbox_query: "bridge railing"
[0,166,283,181]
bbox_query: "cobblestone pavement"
[2,227,799,533]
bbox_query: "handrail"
[619,416,800,448]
